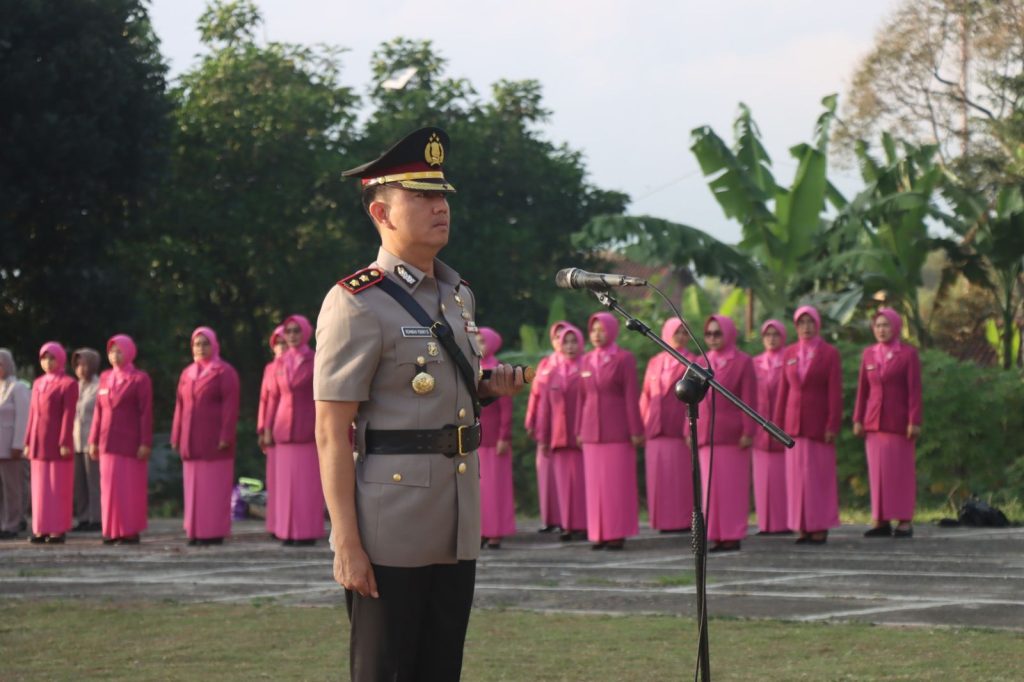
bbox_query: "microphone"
[555,268,647,290]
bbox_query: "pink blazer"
[753,352,785,452]
[88,369,154,457]
[256,361,276,434]
[535,363,582,449]
[639,351,691,440]
[267,353,315,445]
[524,354,554,433]
[773,342,842,442]
[480,395,512,447]
[26,376,78,460]
[576,348,643,444]
[853,344,922,434]
[696,352,757,446]
[171,362,240,460]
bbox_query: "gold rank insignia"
[427,341,440,357]
[424,133,445,167]
[338,267,384,294]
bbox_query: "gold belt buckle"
[457,424,468,455]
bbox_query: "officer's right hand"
[335,545,379,599]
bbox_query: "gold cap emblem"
[411,371,436,395]
[425,133,445,167]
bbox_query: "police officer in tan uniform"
[314,127,524,681]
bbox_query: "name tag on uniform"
[401,326,432,338]
[786,359,797,366]
[99,389,109,395]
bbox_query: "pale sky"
[148,0,901,244]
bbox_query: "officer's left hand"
[479,363,525,398]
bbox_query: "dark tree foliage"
[0,0,170,367]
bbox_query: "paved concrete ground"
[2,519,1022,630]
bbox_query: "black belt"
[364,423,481,458]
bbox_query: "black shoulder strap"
[376,277,482,419]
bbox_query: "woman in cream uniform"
[0,349,31,540]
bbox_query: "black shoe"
[102,536,116,545]
[537,525,559,534]
[289,539,315,547]
[559,532,573,542]
[893,526,914,538]
[117,535,140,545]
[187,538,198,546]
[710,541,741,553]
[864,523,893,538]
[486,541,502,550]
[590,542,607,551]
[29,534,46,544]
[605,539,625,551]
[808,532,828,545]
[795,535,810,545]
[659,528,691,534]
[45,534,66,544]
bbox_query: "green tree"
[0,0,170,362]
[142,0,360,413]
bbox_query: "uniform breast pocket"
[360,455,431,488]
[395,339,446,368]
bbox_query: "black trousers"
[346,560,476,682]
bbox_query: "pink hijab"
[588,311,620,365]
[478,327,502,371]
[269,324,285,351]
[552,324,584,375]
[282,314,313,379]
[188,326,224,380]
[660,318,689,351]
[757,319,787,369]
[107,334,138,378]
[873,307,903,366]
[705,314,738,370]
[548,321,567,348]
[38,341,67,386]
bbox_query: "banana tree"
[689,96,850,320]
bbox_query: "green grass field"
[3,601,1022,681]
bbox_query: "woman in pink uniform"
[696,316,756,552]
[576,312,643,550]
[25,342,78,543]
[88,334,153,545]
[774,306,842,545]
[171,327,240,546]
[525,321,567,533]
[258,324,286,537]
[639,318,694,534]
[266,314,324,546]
[752,320,789,534]
[535,324,587,541]
[477,327,515,549]
[854,308,922,539]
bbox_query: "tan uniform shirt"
[314,246,483,567]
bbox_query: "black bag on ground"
[957,498,1010,527]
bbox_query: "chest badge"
[427,341,440,357]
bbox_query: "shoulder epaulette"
[459,278,471,288]
[338,267,384,294]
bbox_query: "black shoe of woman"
[45,534,65,544]
[864,523,892,537]
[893,526,914,538]
[29,534,46,544]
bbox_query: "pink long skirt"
[865,432,916,522]
[30,459,74,536]
[551,447,586,532]
[535,446,560,527]
[582,442,639,542]
[698,444,750,542]
[752,449,788,532]
[183,458,234,540]
[646,437,693,531]
[264,446,275,534]
[786,437,840,533]
[479,445,517,538]
[100,453,149,538]
[273,443,325,541]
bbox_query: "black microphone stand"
[591,290,793,682]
